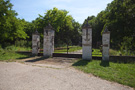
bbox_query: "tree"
[0,0,28,46]
[33,7,81,46]
[83,0,135,50]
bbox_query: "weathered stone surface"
[43,27,55,57]
[82,27,92,60]
[102,32,110,61]
[32,33,40,55]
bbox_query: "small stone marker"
[82,21,92,60]
[43,23,55,57]
[32,30,40,55]
[102,27,110,61]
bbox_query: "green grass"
[109,49,121,56]
[4,45,31,51]
[54,46,102,57]
[54,46,82,53]
[0,51,29,61]
[0,46,31,61]
[73,60,135,88]
[92,49,102,56]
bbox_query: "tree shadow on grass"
[100,61,110,67]
[16,55,33,59]
[72,59,110,67]
[25,57,48,62]
[72,60,90,66]
[16,51,32,59]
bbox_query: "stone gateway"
[32,22,110,61]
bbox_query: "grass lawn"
[73,60,135,88]
[0,51,30,61]
[54,46,82,53]
[92,49,102,56]
[54,46,102,56]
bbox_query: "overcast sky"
[11,0,113,24]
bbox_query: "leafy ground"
[73,60,135,88]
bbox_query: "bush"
[15,40,32,47]
[5,45,16,51]
[120,37,135,56]
[109,49,121,56]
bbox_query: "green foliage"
[0,1,81,48]
[92,49,102,56]
[2,45,31,51]
[15,40,32,47]
[32,7,81,46]
[0,0,28,46]
[73,60,135,88]
[103,0,135,48]
[109,49,121,56]
[120,37,135,56]
[84,0,135,51]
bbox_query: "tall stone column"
[102,27,110,61]
[32,30,40,55]
[82,21,92,60]
[43,23,55,57]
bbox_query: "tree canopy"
[83,0,135,50]
[0,0,28,45]
[31,7,81,46]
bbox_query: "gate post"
[32,30,40,55]
[82,21,92,60]
[102,27,110,61]
[43,23,55,57]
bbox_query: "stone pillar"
[82,21,92,60]
[43,23,55,57]
[32,30,40,55]
[102,27,110,61]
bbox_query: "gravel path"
[0,59,133,90]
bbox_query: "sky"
[10,0,113,24]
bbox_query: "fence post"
[102,27,110,61]
[32,30,40,55]
[82,21,92,60]
[43,23,55,57]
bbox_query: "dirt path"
[0,57,133,90]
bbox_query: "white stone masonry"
[43,26,55,57]
[82,22,92,60]
[32,32,40,55]
[102,28,110,61]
